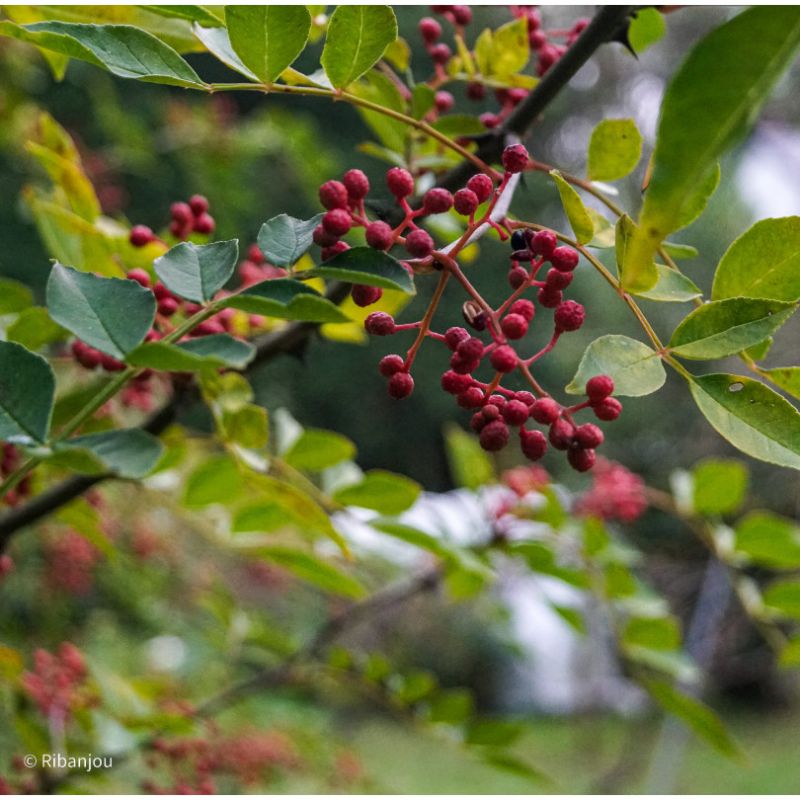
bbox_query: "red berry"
[441,370,472,394]
[153,282,171,300]
[451,5,472,25]
[189,194,209,215]
[593,397,622,421]
[158,297,179,316]
[457,337,484,361]
[365,221,394,250]
[313,224,339,247]
[482,403,502,420]
[568,447,596,472]
[574,423,604,449]
[453,188,479,216]
[364,311,396,335]
[586,375,615,402]
[503,400,530,426]
[520,429,547,461]
[515,391,535,406]
[548,418,574,450]
[169,219,191,239]
[509,299,535,322]
[422,188,454,215]
[430,43,451,64]
[507,87,528,106]
[554,300,585,332]
[127,268,151,287]
[0,554,13,578]
[434,91,454,113]
[419,16,442,43]
[379,354,405,376]
[101,352,126,372]
[386,167,415,198]
[501,143,529,174]
[508,267,528,289]
[501,313,528,340]
[550,246,579,272]
[343,169,370,201]
[545,267,573,290]
[450,352,480,374]
[471,411,488,433]
[319,180,349,210]
[458,387,484,408]
[248,243,264,263]
[530,29,547,49]
[129,225,154,248]
[466,82,486,101]
[388,372,414,399]
[444,326,470,350]
[490,344,517,373]
[480,420,510,452]
[530,398,561,425]
[480,112,500,129]
[487,394,506,409]
[467,173,494,203]
[405,229,434,258]
[193,213,215,234]
[321,241,349,261]
[352,284,383,307]
[537,286,562,308]
[322,208,352,237]
[530,230,557,257]
[170,201,193,224]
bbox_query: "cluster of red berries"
[21,642,93,722]
[1,444,30,507]
[129,194,215,249]
[419,6,472,72]
[143,728,299,794]
[46,529,101,595]
[511,6,589,76]
[238,242,287,286]
[575,458,648,522]
[351,143,622,472]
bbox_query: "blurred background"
[1,5,799,793]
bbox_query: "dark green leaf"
[57,429,163,479]
[320,5,398,89]
[587,118,642,181]
[219,278,350,323]
[305,246,415,294]
[411,84,435,119]
[622,7,800,290]
[692,458,749,515]
[126,334,255,371]
[154,239,238,303]
[192,22,257,80]
[257,213,322,268]
[0,341,55,444]
[332,469,420,514]
[689,374,800,469]
[226,5,311,83]
[669,298,796,360]
[712,217,800,302]
[638,265,702,303]
[46,263,156,358]
[283,428,356,471]
[0,20,206,88]
[566,334,666,397]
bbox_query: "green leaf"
[305,247,415,294]
[675,163,720,231]
[351,71,407,152]
[735,511,800,569]
[332,469,420,515]
[692,458,749,515]
[466,719,525,747]
[192,22,257,80]
[669,298,796,360]
[0,278,33,314]
[219,278,349,323]
[250,546,365,598]
[712,217,800,302]
[550,170,593,245]
[637,265,702,303]
[370,520,452,559]
[184,454,243,508]
[623,616,681,651]
[615,214,657,293]
[6,308,67,351]
[485,17,528,77]
[154,239,238,303]
[663,242,699,261]
[642,679,742,760]
[779,637,800,668]
[226,5,311,83]
[689,374,800,469]
[46,263,156,358]
[220,404,268,449]
[622,7,800,290]
[320,5,397,89]
[566,334,666,397]
[628,7,666,54]
[56,429,163,479]
[411,84,435,119]
[144,6,224,26]
[763,580,800,620]
[257,213,322,268]
[762,367,800,400]
[284,429,356,471]
[427,688,473,725]
[126,334,255,371]
[0,21,206,88]
[444,424,494,490]
[0,341,55,445]
[432,114,486,138]
[744,337,773,362]
[587,119,643,182]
